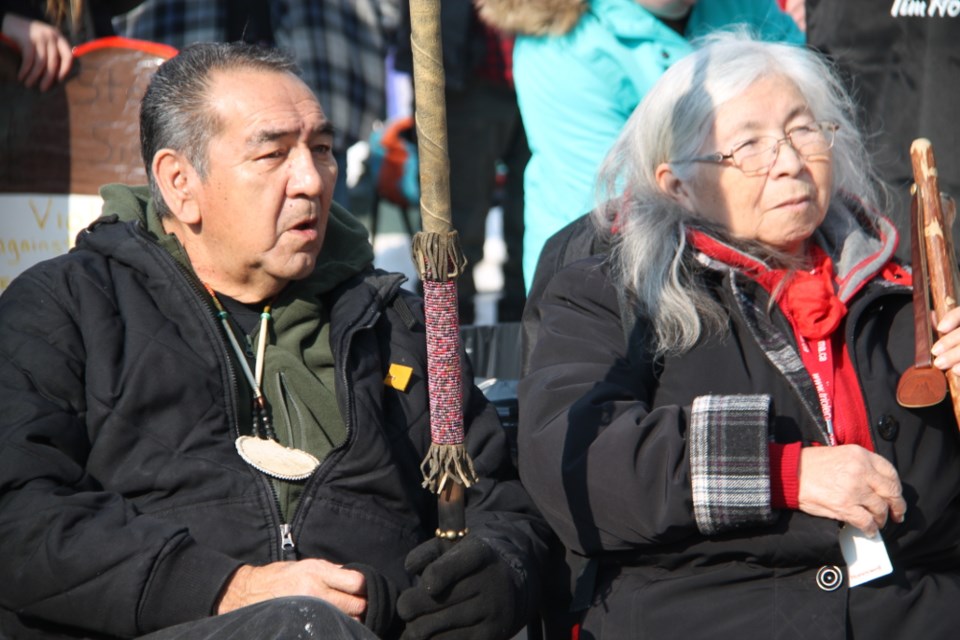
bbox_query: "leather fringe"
[420,442,478,493]
[412,230,468,281]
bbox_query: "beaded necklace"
[204,284,319,481]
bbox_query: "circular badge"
[816,565,844,591]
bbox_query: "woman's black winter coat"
[519,249,960,640]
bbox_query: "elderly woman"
[518,32,960,639]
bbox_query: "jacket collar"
[811,195,899,302]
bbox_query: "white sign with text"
[0,194,103,294]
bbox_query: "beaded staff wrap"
[409,0,478,495]
[418,274,477,492]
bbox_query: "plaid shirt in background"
[113,0,399,152]
[272,0,397,151]
[113,1,222,46]
[474,22,514,89]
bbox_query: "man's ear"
[655,162,695,211]
[153,149,202,225]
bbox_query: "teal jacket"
[480,0,804,285]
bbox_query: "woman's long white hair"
[593,30,885,356]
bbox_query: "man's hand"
[1,13,72,91]
[798,444,906,536]
[397,537,525,640]
[217,559,367,622]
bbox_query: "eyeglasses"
[672,121,839,176]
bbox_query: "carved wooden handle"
[911,138,960,428]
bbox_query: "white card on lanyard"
[839,524,893,587]
[799,319,895,586]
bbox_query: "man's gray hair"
[592,30,886,356]
[140,42,300,217]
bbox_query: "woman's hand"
[797,444,906,536]
[932,306,960,374]
[1,13,73,91]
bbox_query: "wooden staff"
[408,0,477,542]
[910,138,960,429]
[896,168,947,407]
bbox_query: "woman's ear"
[153,149,202,225]
[655,162,695,211]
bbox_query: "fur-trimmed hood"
[476,0,589,36]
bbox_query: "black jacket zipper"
[134,224,292,560]
[286,276,402,546]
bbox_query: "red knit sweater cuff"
[770,442,802,510]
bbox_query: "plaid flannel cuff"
[690,394,776,535]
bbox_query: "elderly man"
[0,43,548,639]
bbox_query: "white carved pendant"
[235,435,320,481]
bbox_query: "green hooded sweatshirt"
[99,184,375,521]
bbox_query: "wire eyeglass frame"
[672,121,840,176]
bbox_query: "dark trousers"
[137,597,377,640]
[446,79,530,324]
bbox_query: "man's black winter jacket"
[0,203,548,638]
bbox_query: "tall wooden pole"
[408,0,477,542]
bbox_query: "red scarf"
[688,231,874,450]
[756,245,846,340]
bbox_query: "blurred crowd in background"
[1,0,957,324]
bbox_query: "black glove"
[397,536,525,640]
[343,562,401,638]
